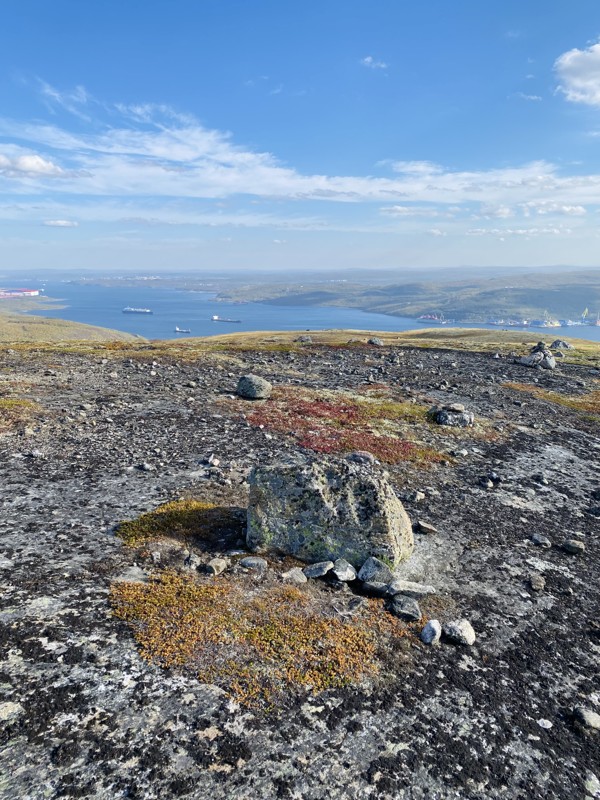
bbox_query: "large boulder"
[550,339,574,350]
[246,455,413,567]
[236,374,272,399]
[431,403,474,427]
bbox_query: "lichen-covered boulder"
[246,455,413,567]
[236,374,272,399]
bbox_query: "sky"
[2,1,600,273]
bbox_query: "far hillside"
[216,270,600,322]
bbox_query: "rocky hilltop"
[0,330,599,800]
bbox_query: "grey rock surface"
[247,456,413,567]
[1,341,599,800]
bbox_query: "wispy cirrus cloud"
[0,83,599,245]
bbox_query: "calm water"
[12,281,600,343]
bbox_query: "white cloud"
[555,40,600,106]
[520,201,586,216]
[428,228,446,237]
[43,219,79,227]
[467,226,565,237]
[380,204,457,218]
[479,204,514,219]
[0,153,65,177]
[360,56,388,70]
[388,160,444,175]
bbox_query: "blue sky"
[2,0,600,272]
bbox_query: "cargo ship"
[122,306,153,314]
[211,314,241,323]
[174,326,191,333]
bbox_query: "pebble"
[303,561,334,579]
[531,533,552,549]
[562,539,586,555]
[416,520,438,535]
[537,718,553,730]
[387,579,436,599]
[239,556,268,572]
[206,557,229,576]
[332,558,357,582]
[358,556,393,584]
[529,573,546,592]
[574,706,600,730]
[361,581,389,597]
[443,619,476,646]
[421,619,442,645]
[388,595,422,622]
[479,477,494,489]
[282,567,308,585]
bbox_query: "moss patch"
[111,570,415,707]
[0,398,40,432]
[504,381,600,421]
[117,499,242,547]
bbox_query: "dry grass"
[504,381,600,420]
[111,570,414,707]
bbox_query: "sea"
[10,281,600,343]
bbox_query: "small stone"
[574,706,600,730]
[360,581,389,597]
[303,560,334,579]
[529,572,546,592]
[282,567,308,585]
[295,335,313,343]
[368,337,385,347]
[416,520,438,535]
[239,556,268,572]
[479,477,494,489]
[408,490,426,502]
[387,579,436,599]
[389,595,422,621]
[537,718,553,730]
[443,619,476,646]
[332,558,357,582]
[562,539,585,555]
[531,533,552,549]
[206,557,229,576]
[358,556,393,584]
[421,619,442,645]
[236,374,272,400]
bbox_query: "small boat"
[211,314,241,323]
[123,306,153,314]
[174,326,191,333]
